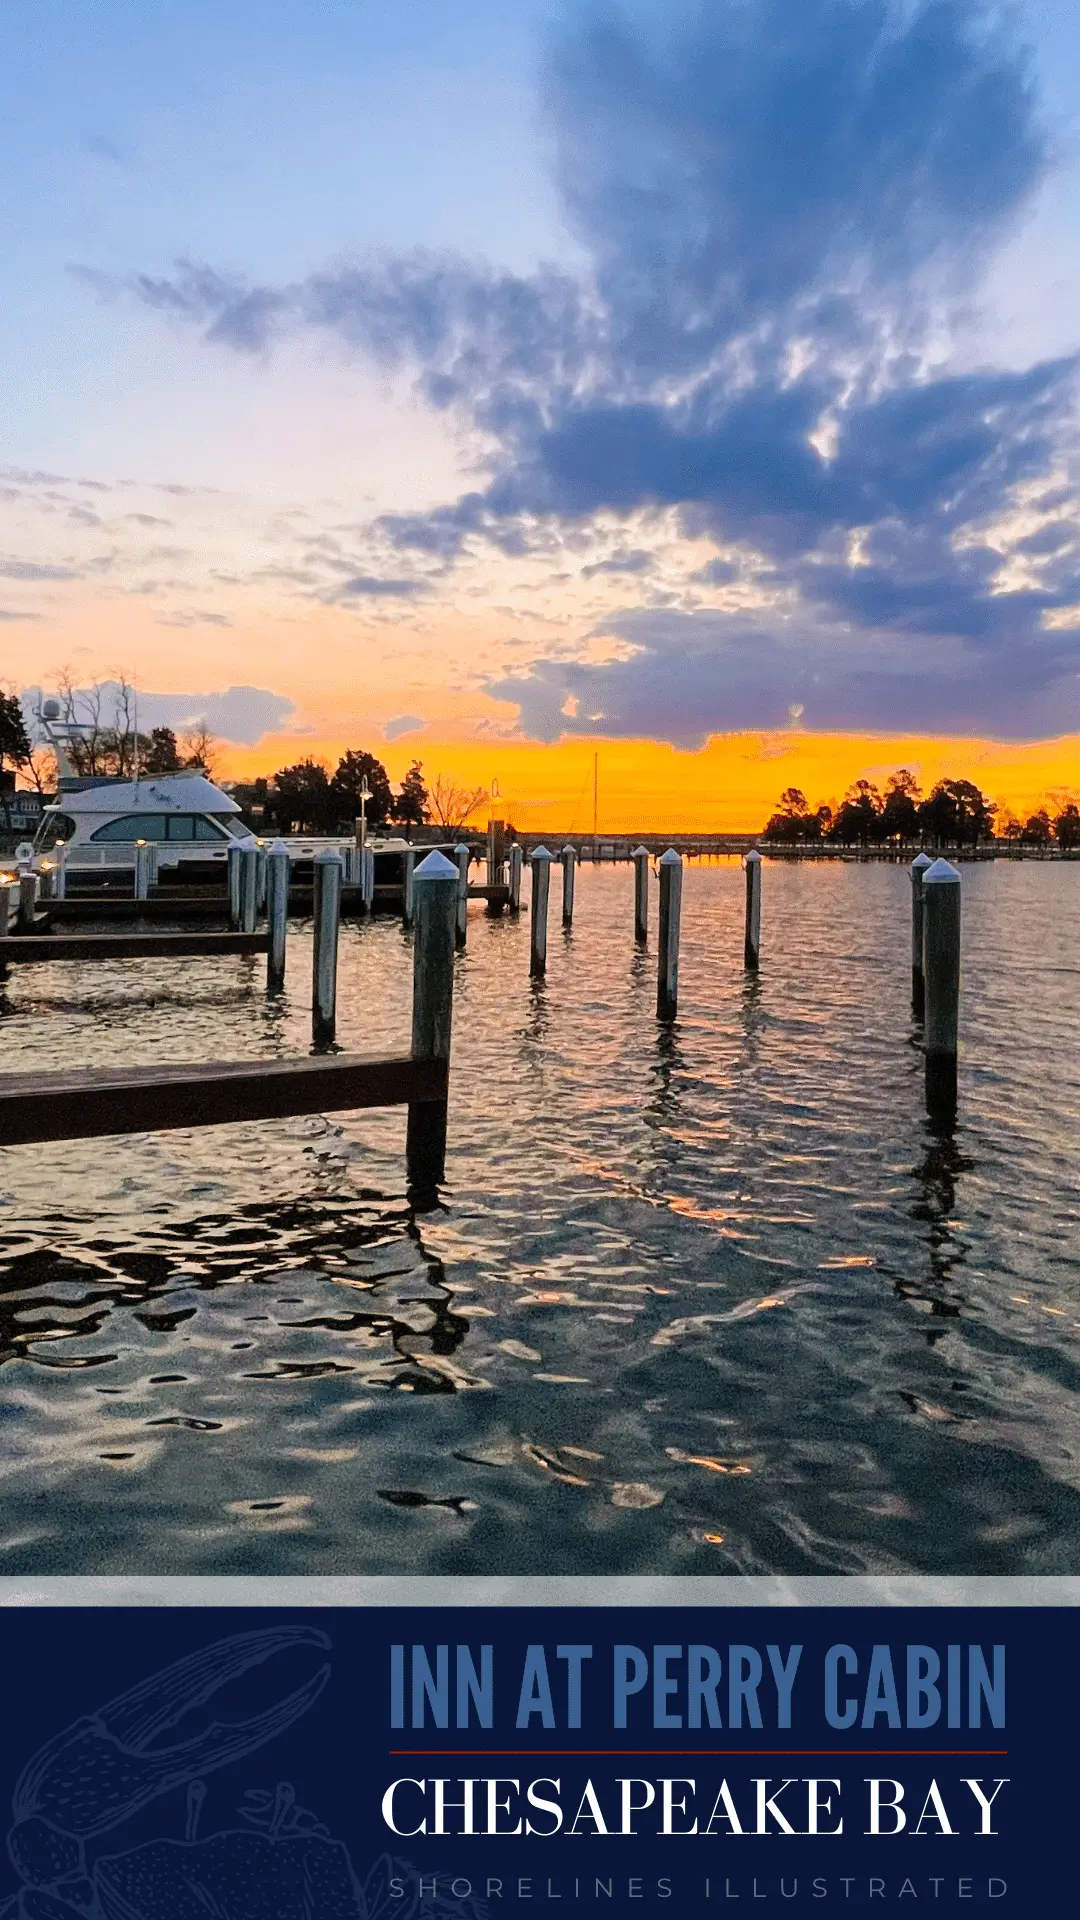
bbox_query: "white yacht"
[25,773,256,880]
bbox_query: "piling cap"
[562,843,576,856]
[314,848,344,865]
[266,838,289,855]
[454,842,470,853]
[633,844,650,858]
[414,849,458,879]
[922,857,961,885]
[531,845,554,860]
[659,847,682,866]
[912,851,934,872]
[744,847,762,864]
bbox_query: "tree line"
[763,772,1080,849]
[232,757,492,835]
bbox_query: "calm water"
[1,859,1079,1575]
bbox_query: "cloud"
[0,609,38,622]
[156,609,235,628]
[383,714,427,740]
[109,0,1080,739]
[332,574,429,599]
[21,682,296,745]
[0,559,78,581]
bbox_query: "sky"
[4,0,1080,828]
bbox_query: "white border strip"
[1,1576,1077,1607]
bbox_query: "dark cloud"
[110,0,1080,738]
[384,714,427,740]
[581,548,654,577]
[332,574,430,599]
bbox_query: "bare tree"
[428,774,488,830]
[182,721,217,774]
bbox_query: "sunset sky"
[4,0,1080,829]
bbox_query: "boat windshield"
[89,813,234,843]
[32,813,76,852]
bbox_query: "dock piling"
[312,850,343,1046]
[362,846,376,913]
[529,847,553,976]
[508,843,522,913]
[656,848,683,1020]
[403,847,417,925]
[16,870,37,934]
[345,844,362,887]
[744,848,762,970]
[561,843,576,927]
[922,858,961,1118]
[133,841,154,903]
[454,844,470,947]
[910,851,934,1015]
[240,846,260,934]
[633,845,650,943]
[255,844,268,911]
[407,849,458,1195]
[266,839,289,991]
[52,846,67,901]
[227,845,244,929]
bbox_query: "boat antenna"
[133,679,140,791]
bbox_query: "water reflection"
[0,862,1078,1573]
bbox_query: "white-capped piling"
[529,846,553,977]
[407,849,458,1194]
[656,847,683,1020]
[362,845,376,912]
[910,851,934,1013]
[633,845,650,943]
[255,843,268,911]
[227,844,244,929]
[52,845,67,900]
[453,843,470,947]
[265,839,290,991]
[744,848,762,970]
[16,870,37,933]
[508,843,523,913]
[312,850,342,1047]
[922,858,961,1116]
[134,841,154,903]
[561,844,576,927]
[402,847,417,925]
[240,845,259,934]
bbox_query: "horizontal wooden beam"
[0,932,269,964]
[467,884,510,904]
[0,1052,447,1146]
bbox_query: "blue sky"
[5,1,1080,765]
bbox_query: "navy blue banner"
[0,1607,1071,1917]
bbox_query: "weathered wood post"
[922,857,961,1118]
[362,845,376,912]
[633,845,650,943]
[656,847,683,1020]
[227,844,243,929]
[312,850,342,1047]
[407,849,458,1195]
[744,847,762,970]
[16,870,37,933]
[134,841,153,902]
[910,851,934,1015]
[52,845,67,901]
[266,839,290,992]
[561,843,576,927]
[454,843,470,947]
[507,842,523,913]
[402,846,417,925]
[529,846,553,976]
[240,845,259,933]
[255,843,268,911]
[345,843,362,887]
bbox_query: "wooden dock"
[0,932,270,965]
[0,1052,447,1146]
